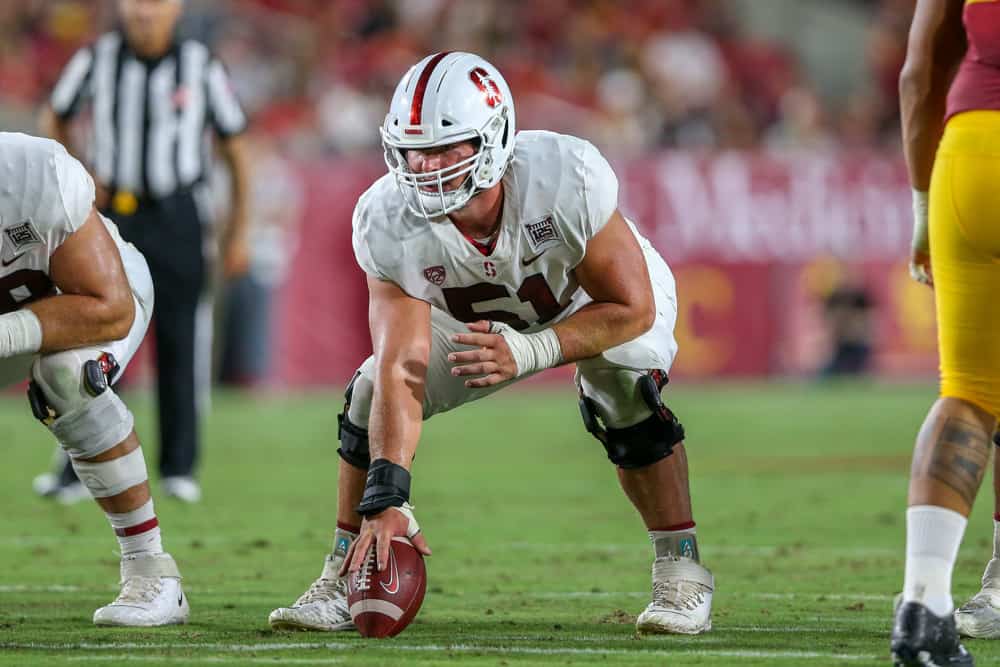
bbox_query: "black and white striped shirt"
[50,31,247,200]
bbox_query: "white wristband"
[911,188,929,253]
[0,309,43,359]
[490,322,563,378]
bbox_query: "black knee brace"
[336,372,370,470]
[579,370,685,469]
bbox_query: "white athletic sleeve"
[580,140,619,240]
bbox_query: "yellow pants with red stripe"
[930,110,1000,417]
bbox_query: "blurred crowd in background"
[0,0,922,385]
[2,0,912,158]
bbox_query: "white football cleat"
[268,554,354,632]
[636,558,714,635]
[93,552,189,627]
[955,559,1000,639]
[32,471,61,497]
[161,476,202,504]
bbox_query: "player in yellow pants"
[893,2,1000,665]
[930,111,1000,419]
[937,113,1000,640]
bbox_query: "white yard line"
[524,591,894,601]
[0,583,896,602]
[4,641,878,661]
[0,537,900,557]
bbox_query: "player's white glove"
[909,189,932,286]
[488,321,563,378]
[0,309,43,359]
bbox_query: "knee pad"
[579,370,685,469]
[337,372,371,470]
[71,446,148,498]
[30,351,133,459]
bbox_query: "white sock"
[903,505,967,616]
[107,499,163,556]
[993,518,1000,560]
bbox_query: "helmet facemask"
[382,106,511,221]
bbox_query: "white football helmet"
[381,52,516,220]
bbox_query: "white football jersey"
[354,130,663,333]
[0,132,147,315]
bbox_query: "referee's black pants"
[109,190,208,479]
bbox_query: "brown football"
[346,536,427,638]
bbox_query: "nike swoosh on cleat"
[178,594,184,606]
[1,253,25,267]
[521,249,548,266]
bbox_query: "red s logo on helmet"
[469,67,503,108]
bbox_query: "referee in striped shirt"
[39,0,250,503]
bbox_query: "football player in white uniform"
[0,132,188,627]
[269,52,713,635]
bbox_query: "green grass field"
[1,380,998,666]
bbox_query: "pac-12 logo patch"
[423,265,446,286]
[469,67,503,108]
[4,221,41,249]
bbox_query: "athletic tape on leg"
[71,446,148,498]
[49,390,135,459]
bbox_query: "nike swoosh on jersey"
[1,253,25,267]
[521,249,548,266]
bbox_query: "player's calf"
[579,370,712,635]
[29,349,188,627]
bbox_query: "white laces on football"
[116,576,163,604]
[651,579,710,612]
[352,549,376,592]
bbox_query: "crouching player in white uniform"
[269,52,713,635]
[0,133,187,626]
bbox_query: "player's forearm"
[552,300,654,363]
[27,293,134,353]
[899,63,951,190]
[368,362,427,470]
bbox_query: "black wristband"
[355,459,411,517]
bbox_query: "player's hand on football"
[448,320,517,388]
[341,505,431,575]
[909,248,933,288]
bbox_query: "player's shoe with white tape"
[268,553,354,632]
[93,552,189,626]
[955,558,1000,638]
[636,558,714,635]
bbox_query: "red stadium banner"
[274,151,936,384]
